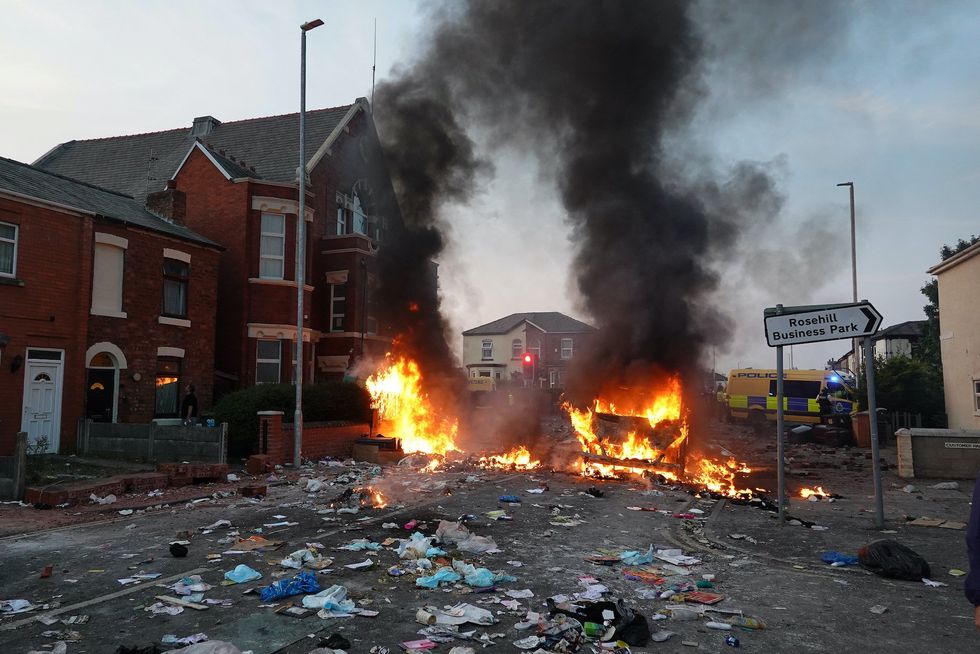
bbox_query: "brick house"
[36,99,400,397]
[462,312,596,388]
[0,157,221,455]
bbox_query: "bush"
[214,382,372,457]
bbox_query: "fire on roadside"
[800,486,830,499]
[366,356,460,456]
[478,445,541,471]
[355,486,389,508]
[565,376,753,498]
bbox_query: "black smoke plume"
[374,0,852,403]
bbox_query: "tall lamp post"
[294,18,323,467]
[836,181,858,380]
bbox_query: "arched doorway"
[85,343,127,423]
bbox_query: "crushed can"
[725,634,740,648]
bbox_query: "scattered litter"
[162,633,209,646]
[931,481,959,490]
[118,509,134,516]
[201,519,232,531]
[1,599,35,614]
[302,584,356,617]
[949,569,967,577]
[901,484,918,494]
[505,589,534,599]
[223,564,262,584]
[90,493,117,505]
[922,578,947,588]
[260,570,321,601]
[145,602,184,616]
[499,495,521,503]
[417,567,462,589]
[344,558,374,570]
[908,517,965,529]
[227,474,239,482]
[821,551,858,566]
[728,533,758,545]
[858,540,931,581]
[869,605,888,615]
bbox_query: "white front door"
[21,349,64,453]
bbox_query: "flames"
[366,357,460,456]
[800,486,829,499]
[479,445,540,470]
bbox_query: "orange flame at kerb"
[800,486,829,499]
[479,445,541,470]
[366,357,459,456]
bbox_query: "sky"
[2,0,978,375]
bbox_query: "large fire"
[479,445,541,470]
[565,377,752,497]
[366,357,459,456]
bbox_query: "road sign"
[764,301,882,347]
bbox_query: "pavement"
[0,421,977,653]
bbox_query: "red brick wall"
[174,150,250,392]
[258,411,368,463]
[0,198,91,454]
[86,219,220,422]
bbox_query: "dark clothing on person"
[966,472,980,606]
[181,391,198,420]
[817,392,833,425]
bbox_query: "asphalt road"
[0,424,977,653]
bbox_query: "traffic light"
[522,352,537,381]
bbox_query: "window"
[256,340,281,384]
[974,380,980,412]
[478,370,491,378]
[550,370,559,388]
[330,283,346,332]
[561,338,573,359]
[481,339,493,360]
[366,274,378,335]
[511,339,523,359]
[154,358,181,417]
[0,221,17,277]
[352,194,368,235]
[259,213,285,279]
[768,380,821,398]
[336,206,348,235]
[92,242,125,316]
[162,259,189,317]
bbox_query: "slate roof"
[874,320,926,340]
[463,312,595,336]
[0,156,220,247]
[34,104,355,201]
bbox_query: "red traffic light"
[523,353,533,364]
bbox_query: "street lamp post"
[294,18,323,468]
[837,181,858,379]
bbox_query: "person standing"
[967,472,980,631]
[181,383,198,425]
[817,388,833,425]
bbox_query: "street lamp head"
[302,19,324,31]
[836,182,853,187]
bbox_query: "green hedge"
[214,382,372,457]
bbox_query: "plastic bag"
[223,564,262,584]
[417,567,462,588]
[821,551,858,566]
[620,545,654,566]
[858,539,931,581]
[398,532,437,559]
[165,642,242,654]
[259,570,321,602]
[302,584,355,616]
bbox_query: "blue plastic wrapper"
[499,495,522,503]
[426,547,448,557]
[821,551,859,565]
[416,567,462,588]
[223,564,262,584]
[260,570,322,601]
[620,545,655,566]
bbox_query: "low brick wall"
[256,412,369,464]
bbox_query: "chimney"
[190,115,221,137]
[146,180,187,225]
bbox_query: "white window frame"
[352,193,368,235]
[255,340,281,384]
[560,337,573,359]
[259,213,285,280]
[550,370,559,388]
[481,339,493,361]
[0,221,17,278]
[330,283,346,333]
[336,206,347,235]
[511,339,523,360]
[974,379,980,413]
[91,238,127,318]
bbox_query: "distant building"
[0,157,221,455]
[927,243,980,429]
[833,320,927,376]
[34,99,407,396]
[462,312,595,388]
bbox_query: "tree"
[918,235,980,370]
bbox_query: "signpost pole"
[863,336,885,528]
[776,343,786,523]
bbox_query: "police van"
[726,368,856,431]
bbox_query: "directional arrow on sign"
[763,301,883,348]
